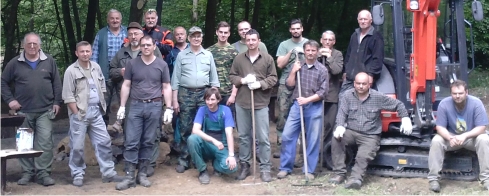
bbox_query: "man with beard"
[115,35,173,190]
[274,19,309,160]
[206,21,239,116]
[318,30,343,146]
[171,26,220,173]
[277,40,329,180]
[427,80,489,192]
[341,10,384,93]
[91,9,127,124]
[232,21,268,54]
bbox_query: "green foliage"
[464,0,489,68]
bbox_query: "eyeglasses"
[141,44,153,48]
[189,35,203,40]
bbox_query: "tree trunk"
[29,0,34,31]
[296,0,302,18]
[204,0,217,48]
[156,0,163,25]
[251,0,260,29]
[71,0,82,41]
[303,0,319,35]
[129,0,147,23]
[192,0,199,23]
[62,0,77,62]
[96,3,103,29]
[230,0,236,41]
[244,0,250,21]
[1,0,21,71]
[53,0,69,64]
[82,0,98,42]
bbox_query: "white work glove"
[248,81,261,90]
[241,74,256,84]
[400,117,413,135]
[293,47,304,54]
[333,126,346,139]
[163,109,173,125]
[117,107,126,120]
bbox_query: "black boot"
[115,162,136,190]
[235,162,250,180]
[136,160,152,187]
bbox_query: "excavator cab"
[321,0,483,181]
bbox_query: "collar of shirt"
[73,60,94,71]
[18,50,48,62]
[300,60,320,70]
[351,88,373,101]
[184,46,205,55]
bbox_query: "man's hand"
[121,68,125,76]
[334,126,346,139]
[241,74,256,84]
[400,117,413,135]
[163,108,173,124]
[449,137,458,147]
[226,95,236,106]
[117,106,126,120]
[52,105,60,116]
[293,47,304,54]
[173,101,180,114]
[8,100,21,110]
[454,134,467,146]
[212,140,224,150]
[296,97,310,106]
[226,156,237,170]
[319,48,331,58]
[291,61,301,73]
[248,81,261,90]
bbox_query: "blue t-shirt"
[26,59,39,69]
[436,95,488,134]
[194,105,235,128]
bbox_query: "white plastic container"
[16,128,34,152]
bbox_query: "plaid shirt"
[90,27,127,64]
[336,88,409,134]
[286,60,329,100]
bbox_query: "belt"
[88,103,99,106]
[133,97,162,103]
[182,86,207,92]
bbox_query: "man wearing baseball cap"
[171,26,220,173]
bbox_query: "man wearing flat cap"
[171,26,220,173]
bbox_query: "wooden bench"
[1,150,43,192]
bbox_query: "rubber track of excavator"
[366,166,479,181]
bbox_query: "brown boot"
[235,162,250,180]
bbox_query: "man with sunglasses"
[115,35,173,190]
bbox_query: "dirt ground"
[2,108,488,195]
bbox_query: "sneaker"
[73,178,83,187]
[198,170,210,184]
[175,165,187,173]
[429,180,441,192]
[305,173,315,180]
[17,174,34,185]
[344,179,362,190]
[277,171,290,179]
[328,175,346,184]
[37,176,55,186]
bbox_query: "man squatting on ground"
[62,41,125,187]
[187,88,238,184]
[427,80,489,192]
[229,29,278,182]
[277,40,329,180]
[115,35,173,190]
[274,19,309,159]
[329,72,413,190]
[1,32,62,186]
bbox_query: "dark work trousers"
[323,102,338,141]
[331,129,380,181]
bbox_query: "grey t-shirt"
[124,57,170,100]
[276,38,308,84]
[436,95,488,134]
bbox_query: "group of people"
[1,7,488,193]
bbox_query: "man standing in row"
[171,26,220,173]
[1,33,62,186]
[165,26,189,78]
[207,21,239,114]
[91,9,127,124]
[277,40,329,180]
[142,9,174,58]
[274,19,309,159]
[341,10,384,93]
[115,35,173,190]
[318,30,343,143]
[62,41,125,187]
[230,29,277,182]
[232,21,268,54]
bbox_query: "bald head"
[354,72,371,95]
[355,72,370,82]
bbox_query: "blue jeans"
[279,100,323,174]
[123,100,162,164]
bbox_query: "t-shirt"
[276,38,309,84]
[436,95,489,135]
[194,105,235,140]
[124,57,170,100]
[26,59,39,69]
[232,41,268,54]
